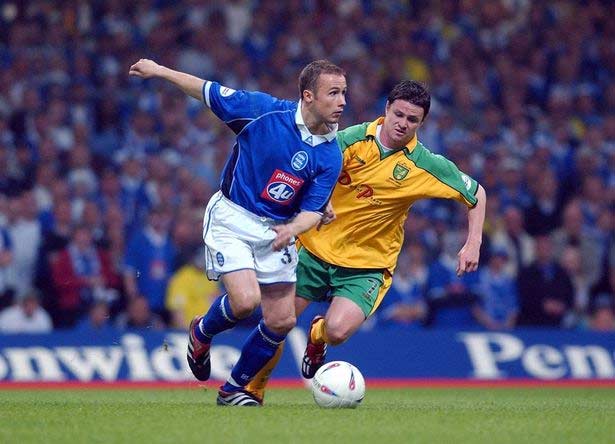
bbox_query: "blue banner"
[1,327,614,382]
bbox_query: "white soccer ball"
[311,361,365,408]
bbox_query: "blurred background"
[0,0,613,340]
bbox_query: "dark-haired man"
[247,80,487,400]
[129,58,347,406]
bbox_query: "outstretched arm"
[457,184,486,276]
[129,59,205,101]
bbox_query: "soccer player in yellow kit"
[247,80,486,401]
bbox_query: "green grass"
[1,388,614,444]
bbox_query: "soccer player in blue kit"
[129,59,346,405]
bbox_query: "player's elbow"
[476,184,487,202]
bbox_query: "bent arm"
[457,184,487,276]
[271,211,321,251]
[129,59,205,101]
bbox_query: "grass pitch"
[1,387,614,444]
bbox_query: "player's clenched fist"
[128,59,162,78]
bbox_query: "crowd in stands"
[0,0,613,334]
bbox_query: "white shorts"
[202,191,298,284]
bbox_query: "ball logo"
[320,385,338,397]
[291,151,308,171]
[349,370,356,390]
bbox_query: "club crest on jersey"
[216,252,225,266]
[261,169,304,205]
[291,151,309,171]
[392,162,410,180]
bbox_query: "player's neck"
[377,125,405,150]
[301,105,331,135]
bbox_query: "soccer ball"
[311,361,365,408]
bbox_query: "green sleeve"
[336,122,370,153]
[411,143,479,206]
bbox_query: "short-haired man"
[246,80,487,400]
[129,58,347,406]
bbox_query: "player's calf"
[301,315,328,379]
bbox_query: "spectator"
[123,205,176,318]
[551,199,603,289]
[0,223,13,310]
[75,301,114,334]
[524,168,563,236]
[0,289,52,334]
[518,234,575,327]
[586,295,615,332]
[489,205,534,278]
[165,248,218,329]
[50,224,121,328]
[425,232,480,328]
[472,247,518,330]
[115,296,164,331]
[378,244,427,328]
[5,190,42,299]
[559,245,592,327]
[34,198,74,315]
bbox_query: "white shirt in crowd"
[0,304,52,334]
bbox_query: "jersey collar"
[367,117,418,152]
[295,101,338,146]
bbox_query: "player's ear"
[302,89,314,103]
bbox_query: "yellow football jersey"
[165,265,218,328]
[298,117,479,273]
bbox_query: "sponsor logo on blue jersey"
[261,169,305,206]
[291,151,309,171]
[266,182,295,202]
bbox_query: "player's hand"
[129,59,162,79]
[271,224,294,251]
[456,240,480,276]
[317,202,336,231]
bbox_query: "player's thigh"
[295,248,332,303]
[330,267,389,318]
[295,295,311,318]
[260,282,296,333]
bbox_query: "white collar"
[375,125,395,152]
[295,100,338,146]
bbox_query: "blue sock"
[223,320,286,391]
[195,294,237,343]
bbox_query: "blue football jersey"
[202,81,342,220]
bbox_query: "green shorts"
[296,248,391,317]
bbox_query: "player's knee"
[325,321,352,345]
[264,314,296,335]
[228,291,260,319]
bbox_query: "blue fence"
[1,326,614,382]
